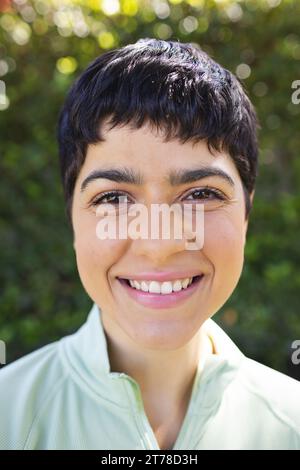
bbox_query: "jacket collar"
[61,302,245,409]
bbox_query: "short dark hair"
[57,38,259,226]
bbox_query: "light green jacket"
[0,303,299,450]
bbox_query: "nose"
[131,236,188,265]
[126,201,204,261]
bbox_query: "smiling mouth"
[117,275,203,295]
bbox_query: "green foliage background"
[0,0,300,379]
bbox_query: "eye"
[90,191,132,207]
[184,187,227,202]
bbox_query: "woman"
[0,38,299,450]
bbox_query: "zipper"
[116,371,200,450]
[118,373,160,449]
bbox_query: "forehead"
[81,120,241,182]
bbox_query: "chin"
[120,316,201,351]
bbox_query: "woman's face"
[72,121,251,350]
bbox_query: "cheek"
[203,212,245,301]
[73,218,128,299]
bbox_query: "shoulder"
[0,339,67,449]
[235,356,300,442]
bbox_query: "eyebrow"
[80,166,235,192]
[169,167,235,187]
[80,168,143,192]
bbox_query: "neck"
[101,313,214,450]
[102,314,213,403]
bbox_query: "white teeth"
[140,281,149,292]
[127,277,195,294]
[161,282,173,295]
[172,280,183,292]
[149,281,161,294]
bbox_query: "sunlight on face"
[72,121,249,351]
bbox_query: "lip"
[115,270,204,282]
[117,275,204,309]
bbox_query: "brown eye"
[91,192,131,206]
[185,188,226,201]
